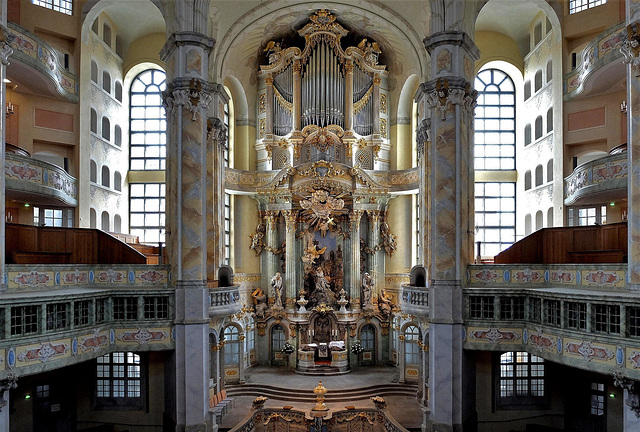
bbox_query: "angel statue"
[271,272,283,308]
[357,38,381,65]
[249,222,266,256]
[264,40,283,64]
[362,272,374,309]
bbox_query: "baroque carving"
[163,79,212,121]
[621,22,640,76]
[614,372,640,418]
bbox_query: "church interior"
[0,0,640,431]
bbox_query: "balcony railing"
[5,152,77,206]
[564,151,627,205]
[209,286,241,316]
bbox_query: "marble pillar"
[161,25,215,431]
[367,210,383,300]
[347,210,363,310]
[206,114,228,282]
[263,211,279,303]
[0,25,12,292]
[284,210,298,311]
[623,7,640,288]
[419,21,479,432]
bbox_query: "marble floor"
[218,365,424,431]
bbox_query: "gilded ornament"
[380,93,387,113]
[259,93,266,113]
[259,118,266,138]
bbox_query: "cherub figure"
[271,272,283,308]
[252,287,267,318]
[264,40,283,64]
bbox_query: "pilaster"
[346,210,363,310]
[0,25,12,292]
[161,26,215,432]
[622,15,640,288]
[284,210,298,310]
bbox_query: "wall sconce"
[5,83,16,118]
[621,100,628,114]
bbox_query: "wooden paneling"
[5,223,146,264]
[495,222,627,264]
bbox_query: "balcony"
[563,23,626,100]
[5,152,78,207]
[564,150,627,206]
[3,22,79,103]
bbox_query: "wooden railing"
[494,222,627,264]
[6,223,147,264]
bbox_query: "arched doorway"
[360,324,376,365]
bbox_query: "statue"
[252,287,267,318]
[249,223,266,256]
[379,288,392,315]
[380,222,397,256]
[271,272,283,308]
[311,268,336,306]
[362,272,374,309]
[357,38,381,65]
[264,40,283,64]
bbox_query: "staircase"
[225,382,418,403]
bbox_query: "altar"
[297,340,349,374]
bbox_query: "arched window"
[115,81,123,102]
[535,165,543,187]
[535,210,543,231]
[524,170,532,190]
[90,109,98,134]
[534,23,542,46]
[535,116,543,140]
[271,324,286,364]
[525,214,532,236]
[102,23,111,47]
[114,215,122,233]
[90,208,97,229]
[546,108,553,133]
[102,70,111,94]
[90,160,97,183]
[475,182,516,257]
[114,171,122,191]
[547,207,554,228]
[404,325,420,365]
[130,69,167,170]
[101,211,110,231]
[534,70,543,92]
[102,117,110,141]
[546,60,553,82]
[223,325,239,366]
[524,81,531,100]
[546,159,553,183]
[474,69,515,170]
[101,166,110,188]
[115,125,122,147]
[361,324,375,364]
[524,124,531,146]
[91,60,98,83]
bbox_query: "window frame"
[93,352,146,410]
[32,0,72,15]
[495,351,549,410]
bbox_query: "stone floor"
[218,365,424,431]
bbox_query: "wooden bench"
[208,389,234,422]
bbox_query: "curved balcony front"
[400,285,429,317]
[564,151,627,206]
[3,22,79,103]
[5,152,77,207]
[564,23,626,101]
[209,286,241,316]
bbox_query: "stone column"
[397,334,406,384]
[263,211,279,304]
[206,113,228,282]
[160,11,215,429]
[367,210,383,300]
[416,119,431,269]
[0,375,17,432]
[238,334,246,384]
[346,210,363,310]
[622,8,640,288]
[283,210,298,311]
[419,9,479,430]
[0,25,12,292]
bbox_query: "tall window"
[498,352,545,409]
[32,0,72,15]
[404,325,421,365]
[95,352,144,409]
[475,182,516,257]
[130,69,166,171]
[223,101,231,265]
[223,325,239,366]
[129,183,165,244]
[569,0,606,14]
[474,69,515,170]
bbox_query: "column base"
[428,422,462,432]
[177,422,209,432]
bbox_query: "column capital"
[207,117,228,148]
[614,372,640,418]
[621,23,640,76]
[423,30,479,59]
[0,374,17,412]
[160,31,215,61]
[416,118,431,156]
[163,78,216,121]
[421,77,477,120]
